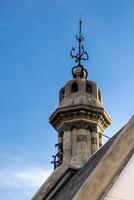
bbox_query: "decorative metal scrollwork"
[51,143,63,170]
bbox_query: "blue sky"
[0,0,134,199]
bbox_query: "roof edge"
[73,115,134,200]
[31,164,78,200]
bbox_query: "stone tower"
[49,21,111,169]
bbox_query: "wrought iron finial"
[70,20,89,67]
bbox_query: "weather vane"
[70,20,89,67]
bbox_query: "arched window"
[86,83,92,94]
[98,89,101,103]
[71,82,78,93]
[59,87,65,102]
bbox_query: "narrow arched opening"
[86,83,92,94]
[98,89,101,103]
[59,87,65,102]
[71,82,78,93]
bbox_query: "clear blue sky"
[0,0,134,199]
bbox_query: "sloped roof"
[49,127,121,200]
[32,116,134,200]
[73,115,134,200]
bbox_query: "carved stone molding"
[49,105,111,132]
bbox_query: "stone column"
[70,128,89,167]
[87,129,92,157]
[99,134,103,147]
[63,131,72,163]
[91,131,98,153]
[77,129,88,165]
[57,132,63,163]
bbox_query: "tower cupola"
[50,21,111,169]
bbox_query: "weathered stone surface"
[73,116,134,200]
[32,164,77,200]
[49,127,121,200]
[32,116,134,200]
[49,76,111,168]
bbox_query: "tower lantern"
[49,20,111,169]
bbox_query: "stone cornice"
[49,104,111,131]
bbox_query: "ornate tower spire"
[70,20,89,79]
[50,21,111,170]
